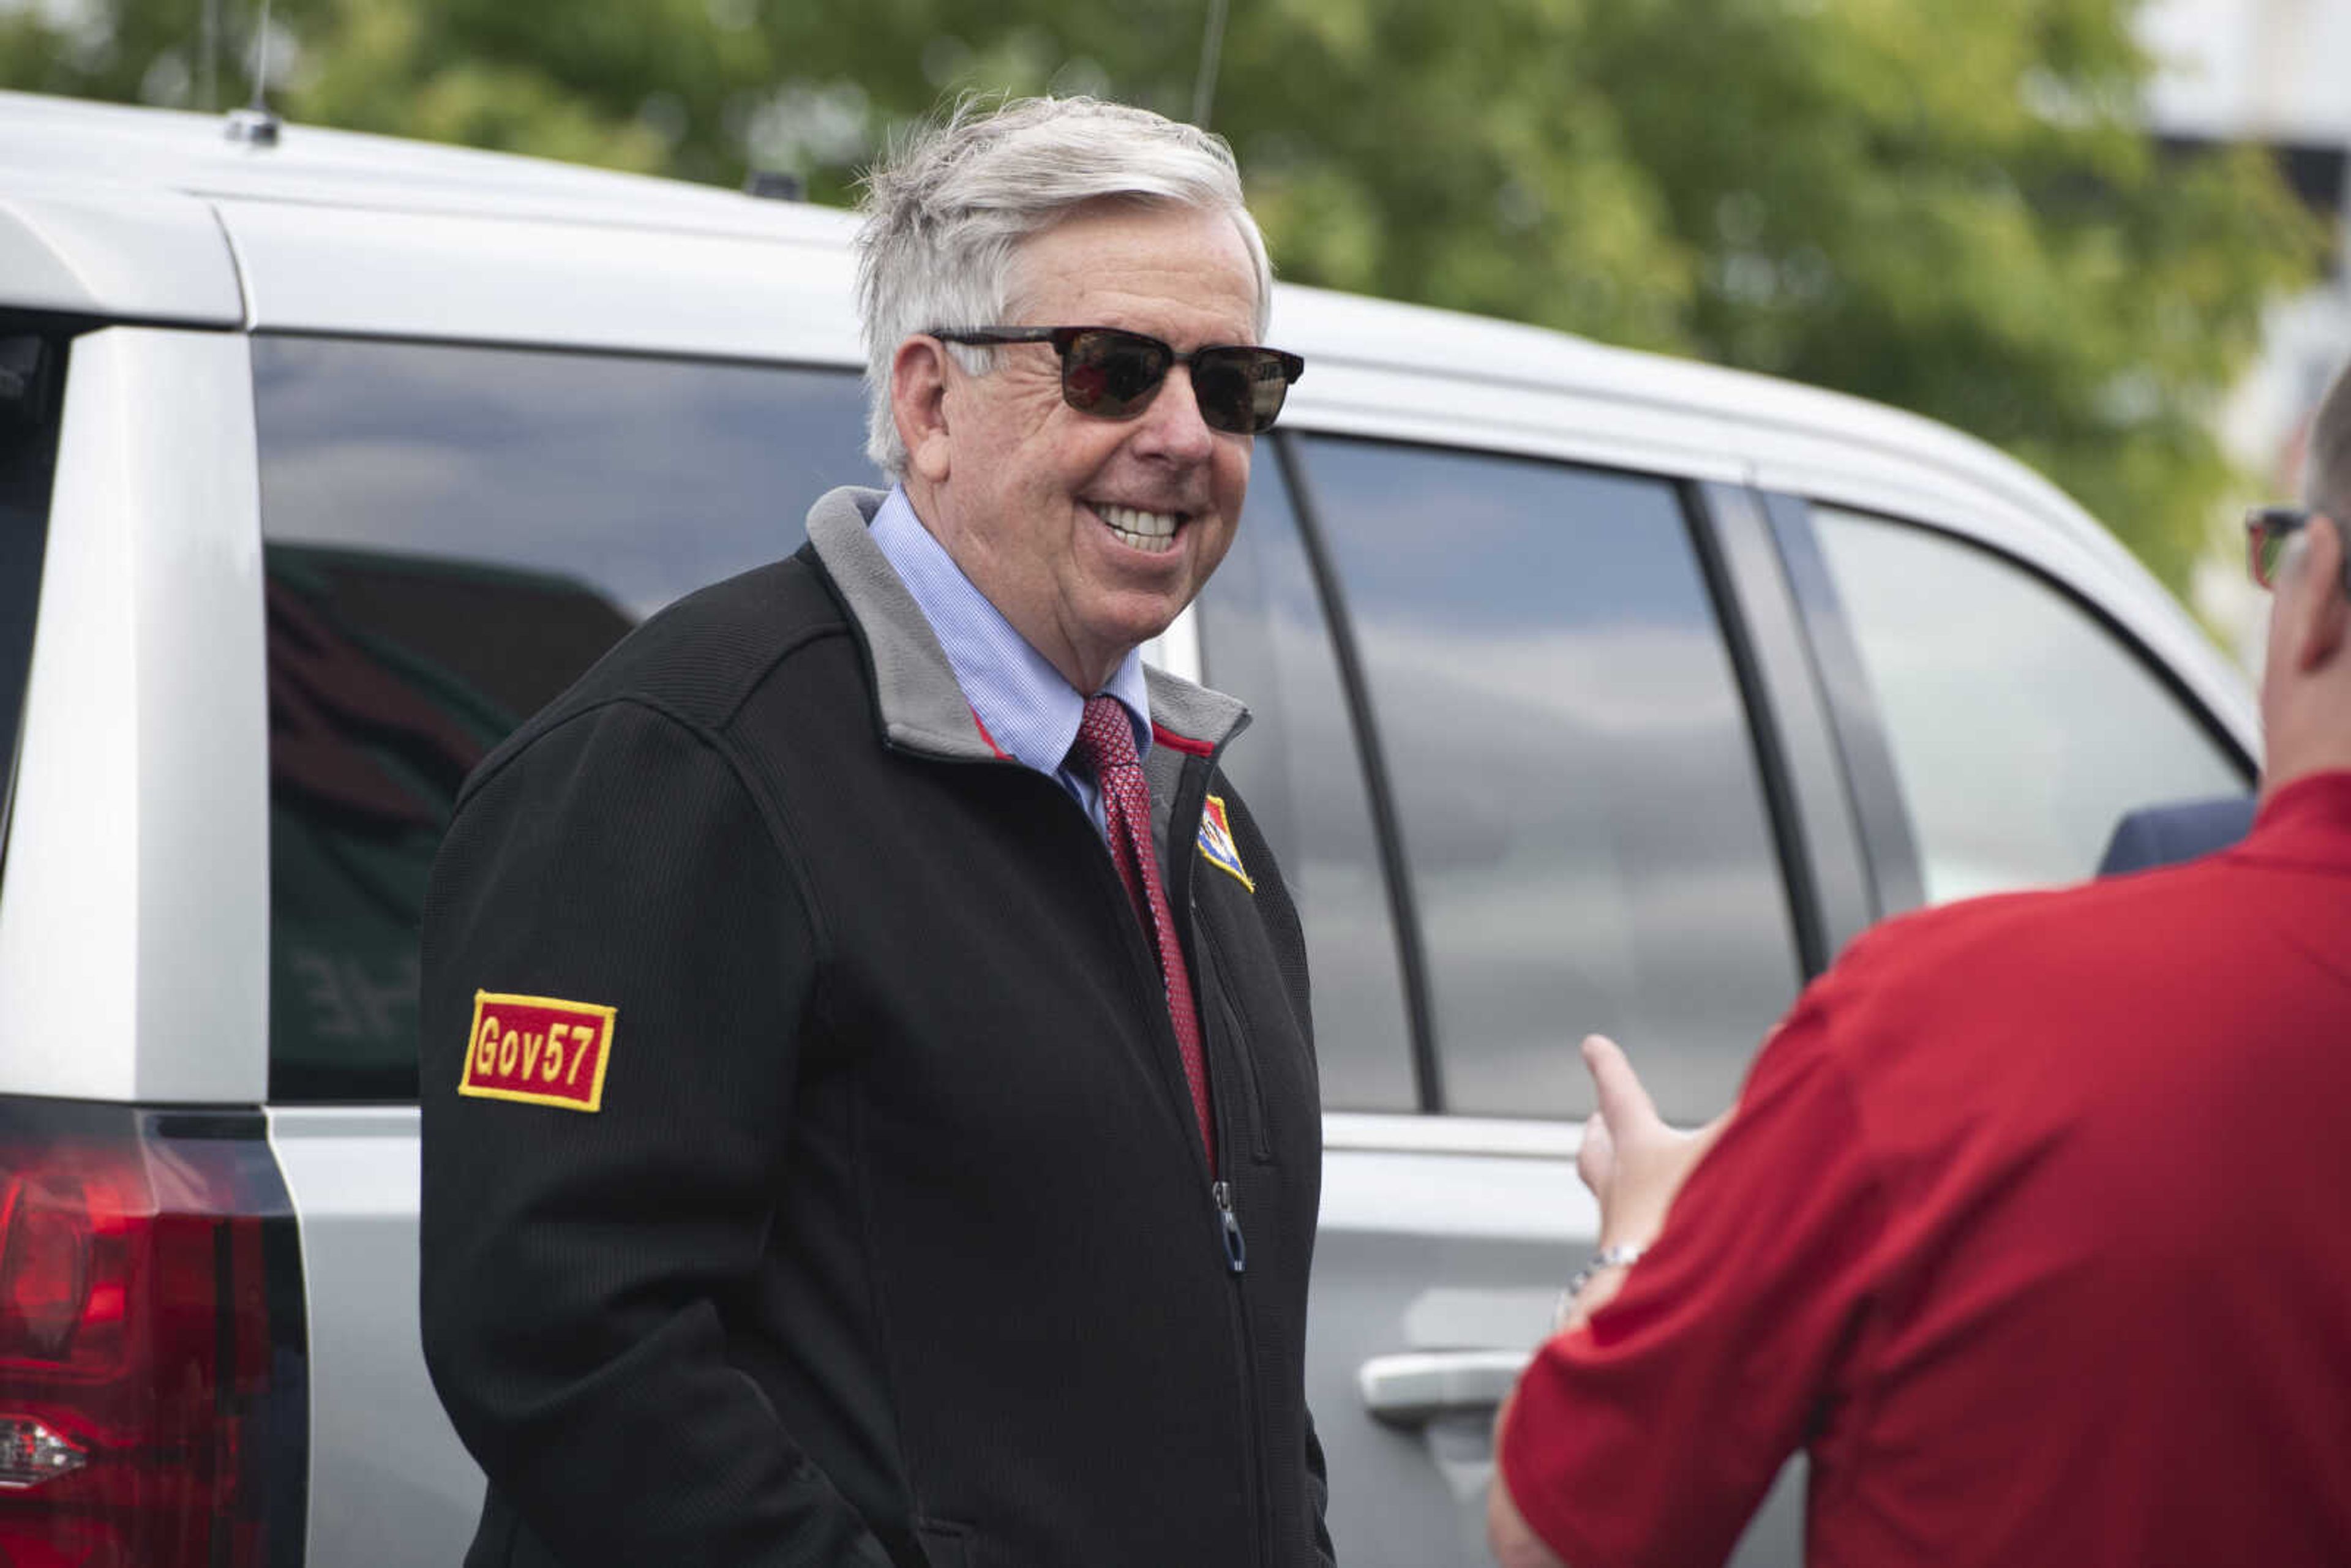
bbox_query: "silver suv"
[0,91,2255,1568]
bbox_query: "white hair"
[853,95,1274,476]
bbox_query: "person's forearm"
[1488,1391,1570,1568]
[1490,1258,1636,1568]
[1490,1482,1569,1568]
[1552,1258,1633,1338]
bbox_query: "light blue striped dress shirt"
[868,485,1152,836]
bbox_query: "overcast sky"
[2142,0,2351,141]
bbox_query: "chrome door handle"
[1357,1349,1531,1428]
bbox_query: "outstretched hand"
[1575,1034,1731,1252]
[1485,1037,1735,1568]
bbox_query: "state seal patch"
[459,991,616,1112]
[1198,795,1256,892]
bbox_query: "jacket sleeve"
[417,699,891,1568]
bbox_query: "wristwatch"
[1553,1242,1646,1331]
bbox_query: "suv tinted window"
[1197,445,1417,1112]
[0,329,63,846]
[255,336,874,1099]
[1298,437,1800,1122]
[1812,506,2248,903]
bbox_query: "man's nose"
[1130,364,1220,461]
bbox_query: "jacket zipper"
[1212,1179,1247,1274]
[954,747,1273,1565]
[1154,789,1273,1568]
[1184,770,1272,1568]
[1219,1237,1269,1568]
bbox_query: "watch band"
[1553,1242,1646,1331]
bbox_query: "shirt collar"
[868,485,1151,773]
[2244,768,2351,866]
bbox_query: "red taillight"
[0,1175,92,1360]
[0,1100,307,1568]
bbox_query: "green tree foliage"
[1,0,2323,588]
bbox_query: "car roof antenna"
[225,0,282,148]
[1190,0,1229,130]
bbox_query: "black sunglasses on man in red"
[929,325,1305,435]
[2244,505,2351,593]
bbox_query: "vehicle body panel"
[216,198,864,366]
[268,1105,482,1568]
[0,326,268,1103]
[0,175,244,324]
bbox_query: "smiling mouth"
[1094,502,1185,555]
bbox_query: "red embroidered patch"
[459,991,616,1112]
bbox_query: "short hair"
[2302,356,2351,523]
[853,96,1273,476]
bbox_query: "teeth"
[1097,503,1182,555]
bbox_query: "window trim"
[1272,431,1445,1113]
[251,324,867,381]
[1770,493,2257,918]
[1761,492,1929,918]
[1286,431,1815,1120]
[1682,482,1847,981]
[0,315,72,887]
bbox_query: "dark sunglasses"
[929,325,1304,435]
[2245,505,2335,590]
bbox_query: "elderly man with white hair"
[418,97,1330,1568]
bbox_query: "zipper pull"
[1213,1180,1247,1275]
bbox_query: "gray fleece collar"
[804,486,1250,767]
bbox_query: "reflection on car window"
[1299,436,1799,1123]
[255,336,875,1100]
[1198,448,1417,1112]
[1812,506,2248,903]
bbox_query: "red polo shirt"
[1500,771,2351,1567]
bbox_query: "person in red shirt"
[1489,359,2351,1568]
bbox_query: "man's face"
[911,200,1259,692]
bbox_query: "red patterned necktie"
[1073,694,1215,1172]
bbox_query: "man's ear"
[891,337,954,484]
[2289,516,2350,673]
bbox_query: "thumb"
[1575,1110,1614,1195]
[1582,1034,1659,1139]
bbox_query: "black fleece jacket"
[418,487,1334,1568]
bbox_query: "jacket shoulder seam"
[451,693,837,980]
